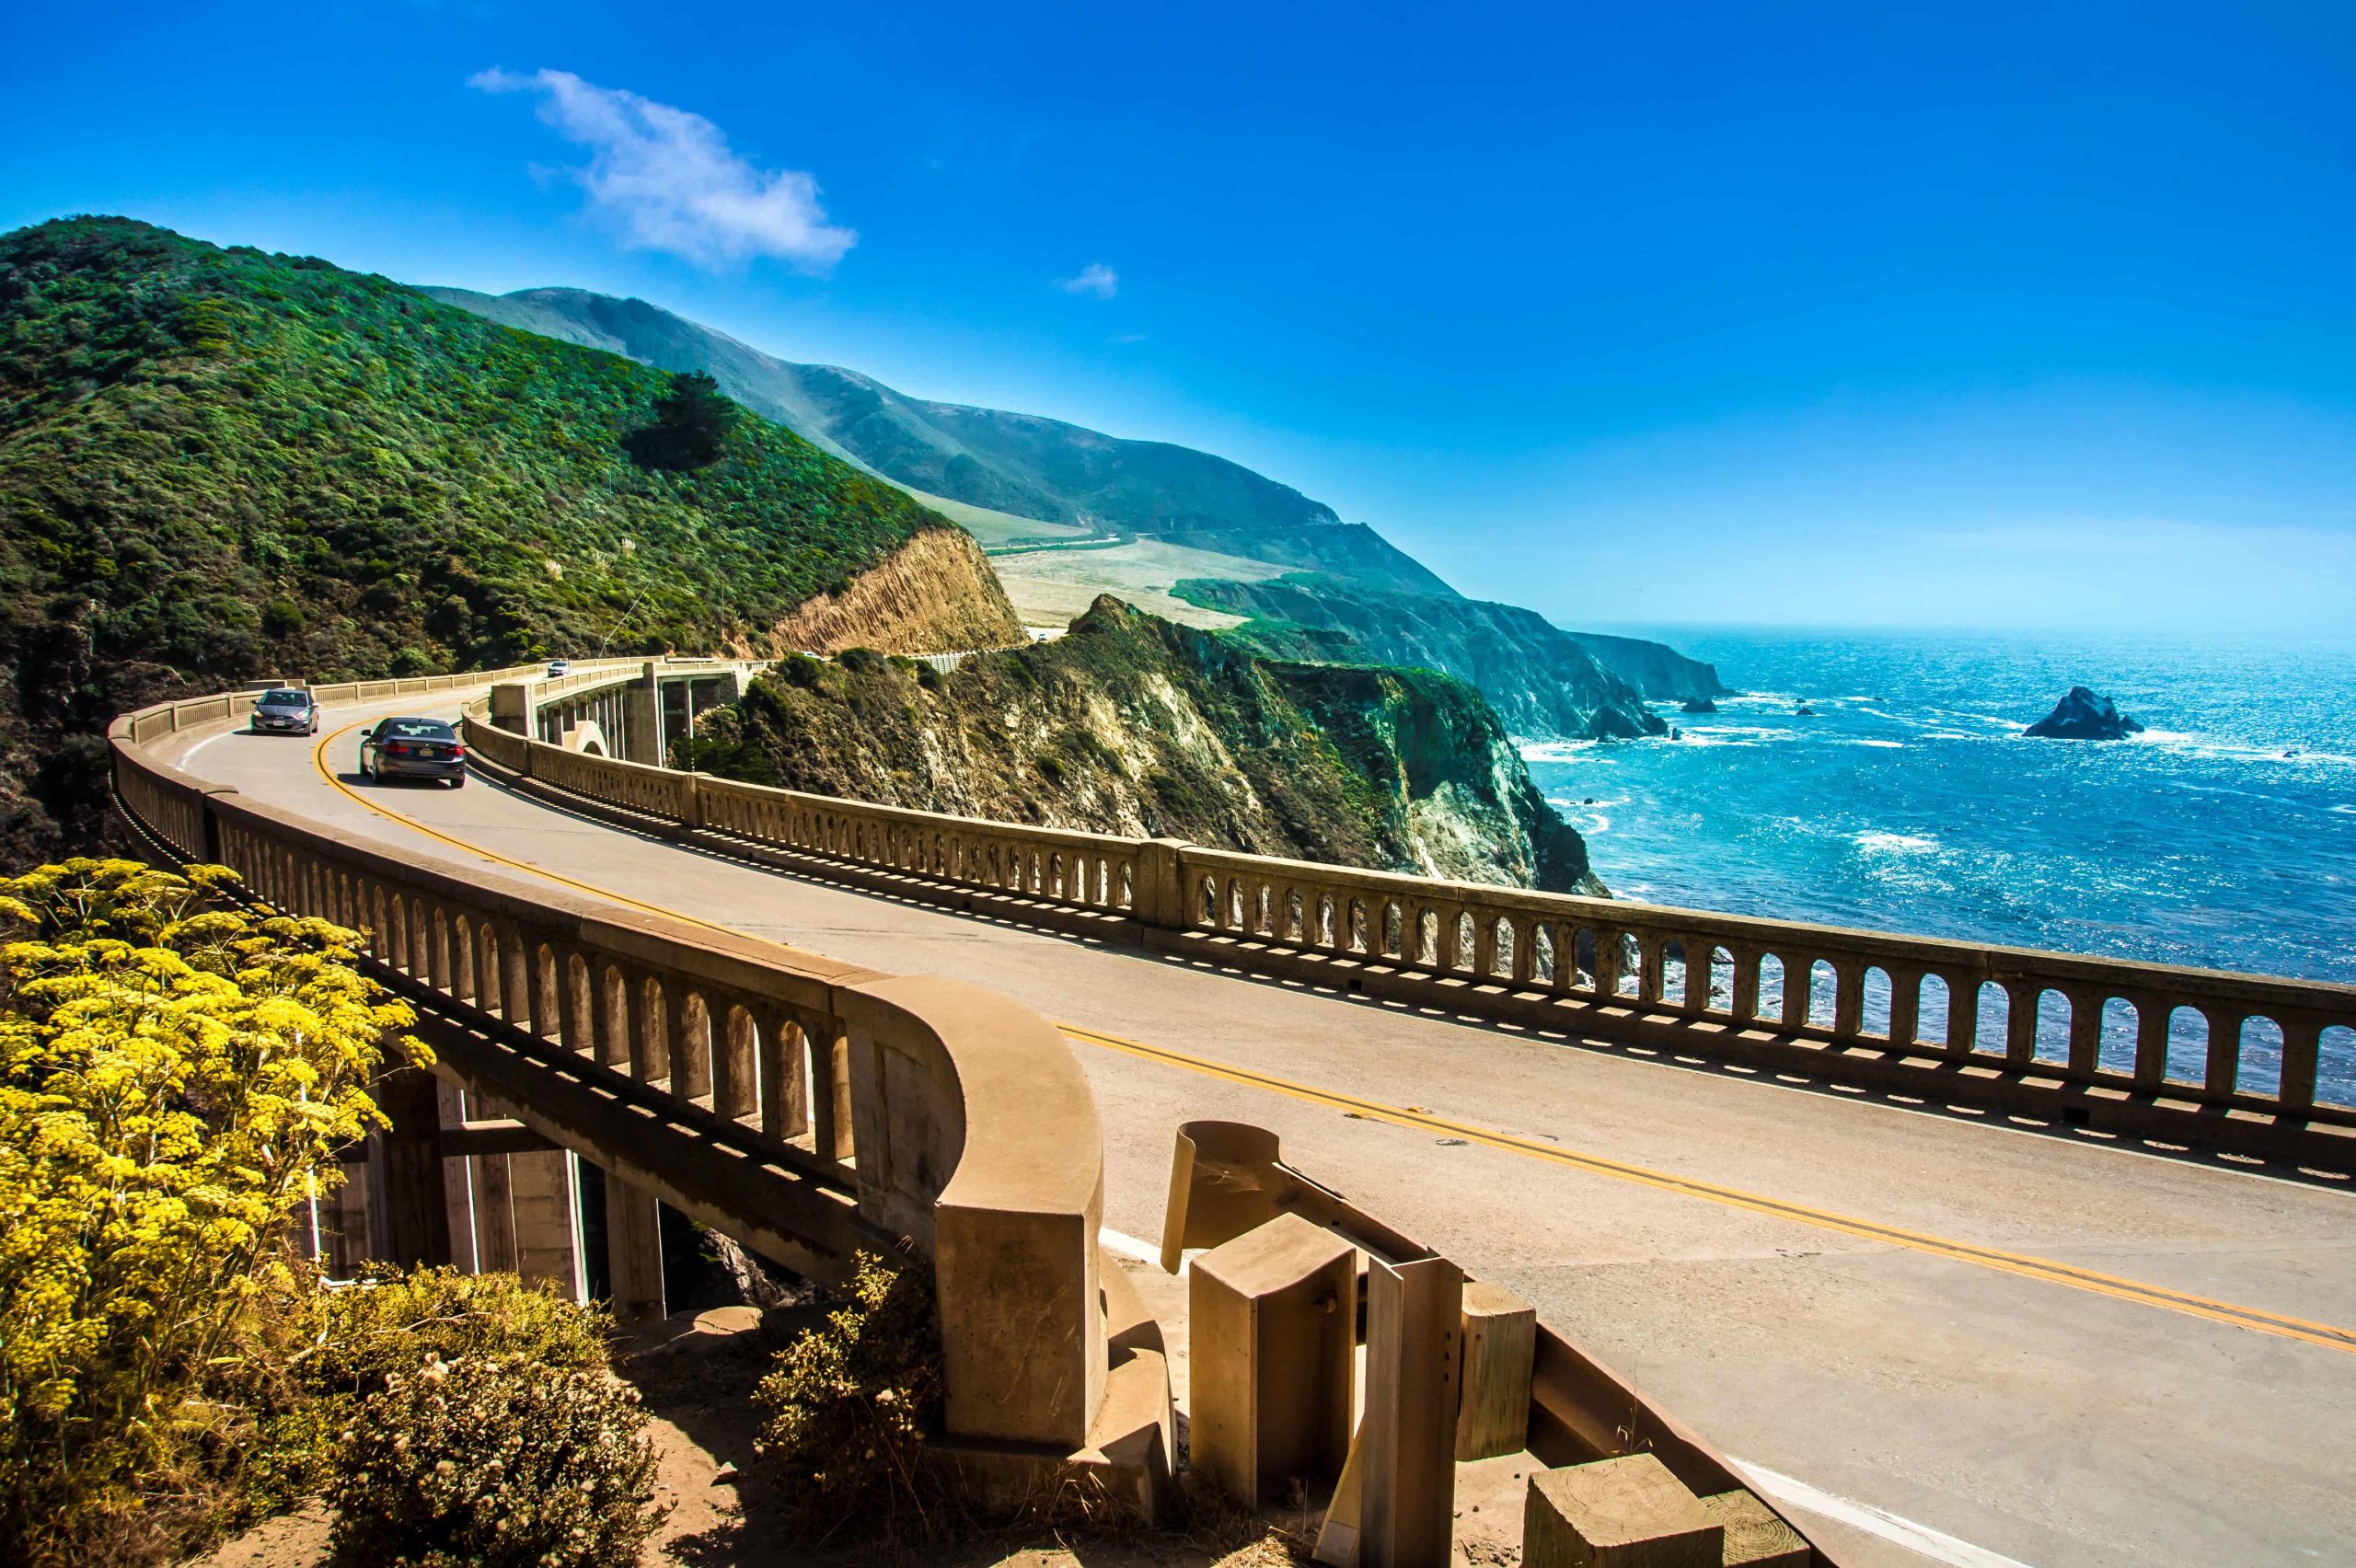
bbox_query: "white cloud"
[1057,262,1118,299]
[471,67,854,271]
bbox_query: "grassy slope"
[0,217,948,858]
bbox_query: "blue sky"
[6,2,2354,635]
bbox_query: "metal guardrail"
[467,666,2356,1169]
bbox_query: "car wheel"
[451,776,467,790]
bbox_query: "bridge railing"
[461,670,2356,1161]
[108,685,1118,1458]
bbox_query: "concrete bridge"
[110,663,2356,1566]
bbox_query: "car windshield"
[260,689,309,706]
[381,720,456,740]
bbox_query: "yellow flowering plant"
[0,857,418,1562]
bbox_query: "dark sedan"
[249,687,319,735]
[359,718,468,787]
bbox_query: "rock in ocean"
[2026,686,2145,740]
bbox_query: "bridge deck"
[164,692,2356,1568]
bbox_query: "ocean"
[1520,627,2356,1105]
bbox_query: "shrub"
[243,1266,615,1508]
[754,1252,945,1530]
[329,1351,664,1568]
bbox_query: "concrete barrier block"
[1524,1454,1722,1568]
[1189,1212,1357,1505]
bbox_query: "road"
[163,686,2356,1568]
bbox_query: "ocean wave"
[1854,831,1941,855]
[1519,740,1602,762]
[1842,738,1906,749]
[2131,731,2356,768]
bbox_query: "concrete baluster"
[2062,986,2105,1078]
[634,974,671,1088]
[672,988,711,1107]
[2202,1004,2244,1100]
[593,964,630,1071]
[1637,934,1666,1005]
[2133,996,2172,1087]
[1946,973,1978,1055]
[500,927,532,1029]
[1885,967,1920,1047]
[1832,959,1865,1038]
[1681,938,1712,1013]
[1730,947,1762,1023]
[2278,1016,2323,1110]
[1594,928,1624,998]
[2004,982,2042,1064]
[715,1001,758,1123]
[809,1023,854,1164]
[756,1009,810,1140]
[557,951,595,1055]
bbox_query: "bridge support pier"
[369,1064,452,1268]
[624,667,663,767]
[605,1174,667,1325]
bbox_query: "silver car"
[250,687,318,736]
[359,717,468,788]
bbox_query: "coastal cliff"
[767,526,1024,654]
[1562,631,1729,704]
[683,596,1599,893]
[1171,573,1667,739]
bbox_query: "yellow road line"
[307,716,2356,1355]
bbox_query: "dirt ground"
[196,1259,1534,1568]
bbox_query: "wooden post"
[1524,1455,1721,1568]
[1455,1280,1538,1461]
[1189,1215,1357,1505]
[1329,1253,1461,1568]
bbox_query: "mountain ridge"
[428,284,1454,594]
[428,282,1731,730]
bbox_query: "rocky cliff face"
[1170,573,1665,740]
[686,596,1598,893]
[768,526,1024,654]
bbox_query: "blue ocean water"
[1522,628,2356,1105]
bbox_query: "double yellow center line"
[306,717,2356,1355]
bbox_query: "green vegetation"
[754,1252,945,1530]
[0,859,406,1561]
[622,369,734,472]
[0,217,953,860]
[329,1348,662,1568]
[702,596,1596,892]
[1171,571,1669,739]
[0,857,653,1565]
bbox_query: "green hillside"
[429,285,1455,594]
[0,217,948,859]
[1172,571,1669,739]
